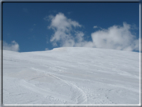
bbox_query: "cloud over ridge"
[0,40,20,52]
[91,22,139,51]
[48,12,82,47]
[48,12,139,51]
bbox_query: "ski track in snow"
[30,67,87,104]
[2,47,140,105]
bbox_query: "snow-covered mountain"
[2,47,140,105]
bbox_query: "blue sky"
[3,3,139,52]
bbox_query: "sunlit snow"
[2,47,139,105]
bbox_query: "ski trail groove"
[30,67,88,104]
[19,79,50,98]
[48,74,87,104]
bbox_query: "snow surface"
[2,47,140,105]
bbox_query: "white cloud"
[0,40,19,52]
[48,13,81,32]
[48,12,82,47]
[48,13,139,52]
[91,22,139,51]
[75,31,84,42]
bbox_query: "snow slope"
[2,47,140,105]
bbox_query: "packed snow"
[2,47,140,105]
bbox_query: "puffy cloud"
[48,12,92,47]
[48,12,82,47]
[48,13,81,31]
[0,40,19,52]
[75,31,84,42]
[48,13,139,52]
[91,22,139,51]
[74,31,94,47]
